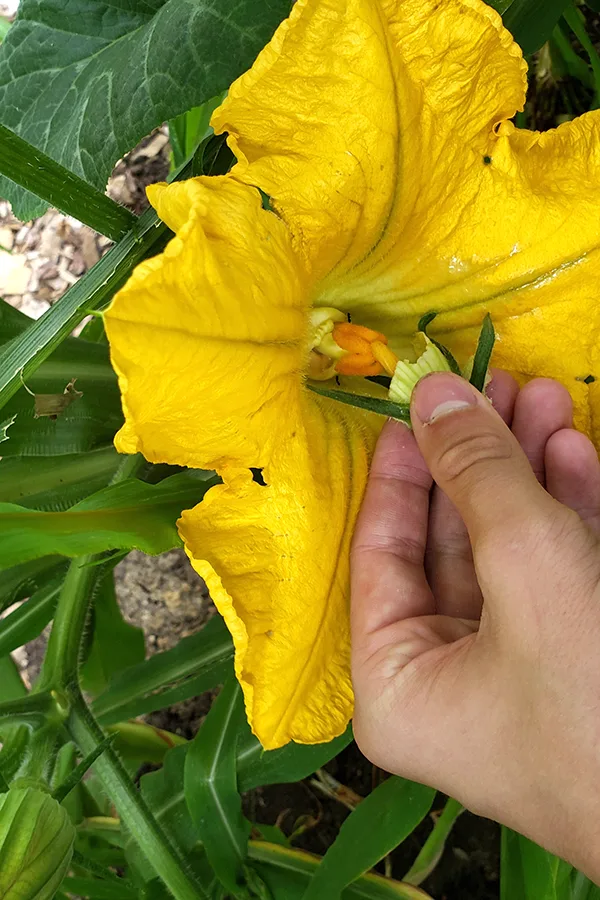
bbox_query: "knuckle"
[435,430,512,485]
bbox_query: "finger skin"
[353,372,600,885]
[545,428,600,531]
[410,373,555,554]
[351,418,434,662]
[426,369,519,619]
[511,378,573,485]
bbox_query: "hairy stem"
[68,692,207,900]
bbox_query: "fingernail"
[413,373,478,424]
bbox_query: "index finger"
[351,419,435,658]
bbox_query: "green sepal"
[307,384,410,423]
[468,313,496,392]
[417,312,461,375]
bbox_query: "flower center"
[308,307,398,381]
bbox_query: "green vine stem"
[31,449,206,899]
[35,556,105,693]
[403,797,465,886]
[68,691,206,900]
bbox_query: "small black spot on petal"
[251,467,267,486]
[483,155,492,165]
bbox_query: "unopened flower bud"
[388,334,452,404]
[0,787,75,900]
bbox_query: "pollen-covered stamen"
[308,308,398,379]
[371,340,399,377]
[331,323,398,377]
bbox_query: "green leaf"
[302,778,436,900]
[53,735,117,804]
[237,724,353,793]
[0,470,219,570]
[562,6,600,106]
[0,299,123,458]
[61,877,137,900]
[570,871,600,899]
[248,842,433,900]
[403,797,464,885]
[128,718,352,883]
[586,0,600,11]
[0,574,62,658]
[169,94,225,170]
[0,447,120,508]
[500,828,573,899]
[0,203,167,415]
[137,744,200,856]
[468,313,496,393]
[0,0,293,221]
[127,746,218,892]
[93,615,233,725]
[0,655,28,701]
[0,124,136,240]
[80,573,145,696]
[486,0,513,12]
[0,555,67,611]
[184,678,250,896]
[417,312,461,376]
[307,384,410,422]
[492,0,574,54]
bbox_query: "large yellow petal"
[334,114,600,442]
[178,396,376,749]
[212,0,526,282]
[104,177,308,470]
[213,0,600,441]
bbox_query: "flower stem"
[67,691,207,900]
[403,796,464,885]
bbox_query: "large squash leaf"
[0,0,292,220]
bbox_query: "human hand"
[351,371,600,881]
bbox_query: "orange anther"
[331,323,390,377]
[332,322,388,354]
[336,357,384,377]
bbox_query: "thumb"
[410,372,555,549]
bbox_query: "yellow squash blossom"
[105,0,600,750]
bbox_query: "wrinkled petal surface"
[213,0,600,439]
[107,0,600,748]
[105,171,379,747]
[212,0,526,283]
[179,396,376,749]
[105,177,308,470]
